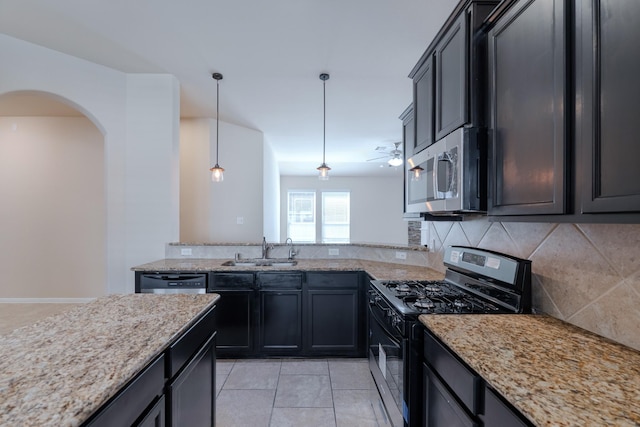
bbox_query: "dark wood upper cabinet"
[577,0,640,213]
[408,1,498,159]
[412,56,435,155]
[486,0,567,215]
[435,12,468,141]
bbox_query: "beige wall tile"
[578,223,640,277]
[503,222,557,259]
[568,282,640,350]
[529,224,621,318]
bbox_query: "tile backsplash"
[420,217,640,351]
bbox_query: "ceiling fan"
[367,142,403,166]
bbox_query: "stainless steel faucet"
[285,237,297,260]
[261,237,273,259]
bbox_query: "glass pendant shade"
[317,163,331,181]
[210,164,224,182]
[410,165,424,181]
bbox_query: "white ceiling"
[0,0,456,176]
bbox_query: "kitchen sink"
[221,258,298,267]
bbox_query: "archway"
[0,90,106,299]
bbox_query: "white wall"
[0,117,105,298]
[0,34,180,295]
[180,119,265,243]
[279,175,408,244]
[263,140,281,242]
[209,121,264,242]
[180,119,212,242]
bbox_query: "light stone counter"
[0,293,219,427]
[419,314,640,426]
[131,258,444,282]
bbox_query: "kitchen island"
[0,293,219,426]
[420,314,640,426]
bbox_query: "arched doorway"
[0,91,106,299]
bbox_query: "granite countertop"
[131,258,444,282]
[419,314,640,426]
[0,293,219,427]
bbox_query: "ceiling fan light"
[388,157,403,167]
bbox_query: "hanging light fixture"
[209,72,225,182]
[317,73,331,180]
[410,165,424,181]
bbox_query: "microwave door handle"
[433,153,441,199]
[436,152,452,197]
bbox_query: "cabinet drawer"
[84,354,165,427]
[257,272,302,289]
[166,305,216,378]
[306,271,359,289]
[423,330,480,414]
[209,272,254,289]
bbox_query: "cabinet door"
[401,104,415,161]
[483,386,532,427]
[136,396,165,427]
[167,333,216,427]
[259,290,302,353]
[213,290,255,355]
[306,289,359,354]
[413,55,435,154]
[435,12,468,141]
[578,0,640,213]
[423,363,478,427]
[487,0,567,215]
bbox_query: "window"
[287,191,316,243]
[322,191,350,243]
[287,190,350,243]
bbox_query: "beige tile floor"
[216,358,392,427]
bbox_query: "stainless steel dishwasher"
[136,273,207,294]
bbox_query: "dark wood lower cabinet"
[259,290,302,353]
[210,270,366,358]
[167,333,216,427]
[214,289,254,355]
[421,328,532,427]
[306,289,359,354]
[137,395,166,427]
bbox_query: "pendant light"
[317,73,331,180]
[209,72,225,182]
[410,165,424,181]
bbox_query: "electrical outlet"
[236,216,244,225]
[395,251,407,260]
[180,248,192,256]
[328,248,339,256]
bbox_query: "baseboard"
[0,298,96,303]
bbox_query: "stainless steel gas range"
[368,246,532,427]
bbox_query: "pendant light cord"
[322,77,326,165]
[216,77,220,165]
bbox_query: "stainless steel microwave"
[405,127,486,215]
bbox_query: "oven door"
[369,301,404,427]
